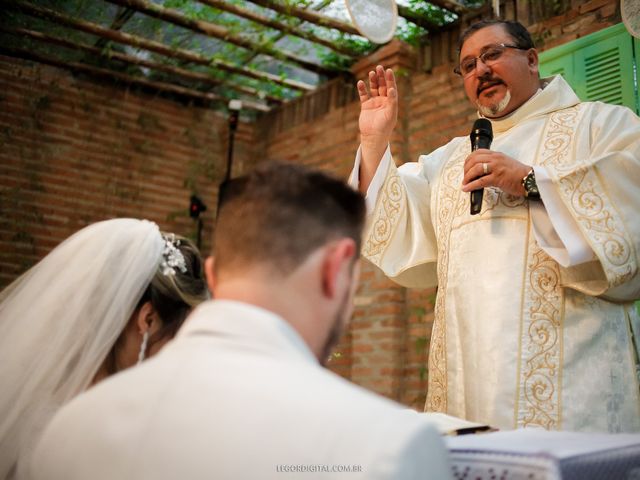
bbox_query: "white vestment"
[351,76,640,432]
[30,300,452,480]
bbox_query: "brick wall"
[0,55,256,286]
[0,0,622,411]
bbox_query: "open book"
[421,412,495,436]
[400,409,495,435]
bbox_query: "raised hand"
[357,65,398,141]
[356,65,398,193]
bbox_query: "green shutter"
[539,23,639,113]
[635,36,640,114]
[573,29,635,106]
[538,51,573,80]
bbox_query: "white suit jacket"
[31,300,451,480]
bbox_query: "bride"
[0,218,209,479]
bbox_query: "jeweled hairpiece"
[160,233,188,276]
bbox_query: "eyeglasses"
[454,43,529,77]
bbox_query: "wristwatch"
[522,168,541,200]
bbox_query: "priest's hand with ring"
[462,149,531,196]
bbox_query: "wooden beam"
[94,6,135,49]
[0,46,271,111]
[396,4,447,30]
[6,1,315,92]
[246,0,360,36]
[240,0,338,68]
[1,26,284,104]
[247,0,464,39]
[215,59,313,92]
[196,0,359,57]
[440,3,491,32]
[104,0,341,76]
[426,0,468,16]
[516,0,531,26]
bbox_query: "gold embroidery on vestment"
[363,164,405,262]
[540,105,636,288]
[518,245,563,429]
[425,140,468,413]
[426,136,531,414]
[514,106,586,429]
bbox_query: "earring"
[137,331,149,365]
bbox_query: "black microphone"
[469,118,493,215]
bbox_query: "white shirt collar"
[177,299,319,365]
[481,75,581,134]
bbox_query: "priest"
[351,19,640,432]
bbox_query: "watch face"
[524,172,539,198]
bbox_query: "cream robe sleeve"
[543,102,640,302]
[349,143,454,289]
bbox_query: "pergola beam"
[0,46,271,111]
[239,0,337,70]
[246,0,360,36]
[425,0,468,16]
[6,1,315,92]
[0,0,473,115]
[196,0,359,57]
[247,0,463,40]
[94,6,135,49]
[1,26,282,104]
[396,4,449,31]
[104,0,341,76]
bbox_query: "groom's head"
[206,161,366,363]
[213,161,365,277]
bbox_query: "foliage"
[414,336,428,354]
[314,31,372,69]
[396,22,429,47]
[406,0,451,24]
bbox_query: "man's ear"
[135,301,159,335]
[527,48,539,72]
[321,238,356,299]
[204,256,216,295]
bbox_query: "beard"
[319,286,352,367]
[477,89,511,117]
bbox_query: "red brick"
[368,330,402,341]
[351,343,374,354]
[351,367,374,377]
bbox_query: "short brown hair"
[214,162,366,276]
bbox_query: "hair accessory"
[160,233,188,276]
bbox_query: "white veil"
[0,218,165,479]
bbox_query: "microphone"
[469,118,493,215]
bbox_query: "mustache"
[477,76,505,95]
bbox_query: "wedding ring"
[482,163,489,175]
